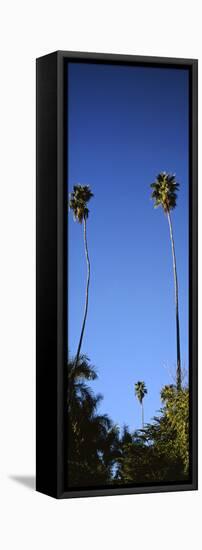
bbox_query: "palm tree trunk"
[142,401,144,429]
[167,211,181,390]
[74,215,90,367]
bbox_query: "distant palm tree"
[134,381,148,428]
[150,172,181,390]
[69,185,94,367]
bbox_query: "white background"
[0,1,200,548]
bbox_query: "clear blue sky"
[67,62,189,432]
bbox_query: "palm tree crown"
[69,184,94,223]
[134,381,148,404]
[150,172,179,213]
[67,354,97,412]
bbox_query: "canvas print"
[67,62,190,490]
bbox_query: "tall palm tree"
[150,172,181,390]
[134,381,147,428]
[69,185,94,367]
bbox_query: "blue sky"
[67,62,189,432]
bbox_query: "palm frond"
[150,172,180,213]
[69,184,94,223]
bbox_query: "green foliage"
[69,184,94,223]
[160,384,189,473]
[150,172,179,213]
[134,381,147,404]
[67,357,189,487]
[116,384,189,484]
[67,355,120,487]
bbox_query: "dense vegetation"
[67,355,189,488]
[67,356,120,487]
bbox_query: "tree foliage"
[134,381,147,404]
[67,357,189,488]
[160,384,189,473]
[150,172,179,213]
[67,355,120,487]
[69,184,94,223]
[116,384,189,484]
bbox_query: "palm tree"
[67,355,120,486]
[67,354,98,416]
[150,172,181,390]
[69,185,94,367]
[134,381,147,428]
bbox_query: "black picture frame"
[36,50,198,499]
